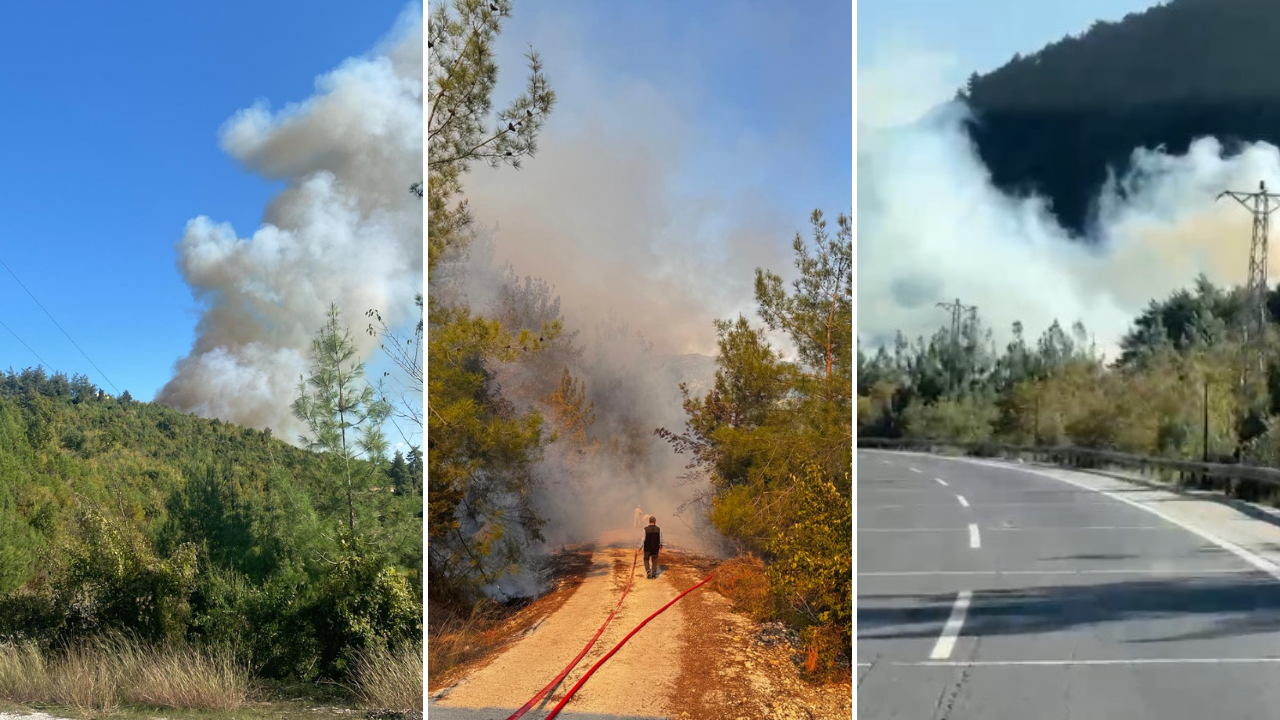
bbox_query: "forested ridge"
[959,0,1280,234]
[0,359,423,683]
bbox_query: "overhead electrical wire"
[0,256,119,393]
[0,316,53,370]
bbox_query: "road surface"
[857,450,1280,719]
[429,531,685,719]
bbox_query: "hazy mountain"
[960,0,1280,235]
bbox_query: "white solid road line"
[935,477,949,487]
[909,657,1280,667]
[985,525,1174,532]
[857,525,1175,533]
[910,467,922,474]
[968,523,981,548]
[859,567,1257,577]
[929,591,972,660]
[956,495,970,508]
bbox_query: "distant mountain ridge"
[959,0,1280,235]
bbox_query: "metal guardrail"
[857,437,1280,500]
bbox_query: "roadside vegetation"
[858,274,1280,474]
[656,211,853,679]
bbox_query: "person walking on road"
[643,516,662,579]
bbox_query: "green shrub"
[766,465,851,677]
[57,509,198,643]
[310,549,422,677]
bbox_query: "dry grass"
[49,643,122,714]
[714,554,774,620]
[0,636,248,714]
[426,599,505,681]
[121,642,249,710]
[0,641,49,704]
[353,642,423,711]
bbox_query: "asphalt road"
[857,450,1280,719]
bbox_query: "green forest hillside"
[0,362,423,683]
[961,0,1280,233]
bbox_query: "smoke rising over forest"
[859,48,1280,358]
[433,26,844,590]
[158,7,424,437]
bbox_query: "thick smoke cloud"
[158,6,424,437]
[461,32,794,358]
[858,47,1280,360]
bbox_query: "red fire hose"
[503,549,640,720]
[543,572,715,720]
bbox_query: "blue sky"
[496,0,853,220]
[0,1,410,402]
[859,0,1164,106]
[462,0,853,355]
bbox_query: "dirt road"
[428,530,851,720]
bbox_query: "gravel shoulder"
[429,531,852,719]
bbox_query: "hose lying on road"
[543,572,716,720]
[503,548,640,720]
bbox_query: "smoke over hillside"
[858,48,1280,359]
[157,6,424,437]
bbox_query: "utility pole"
[1218,181,1280,382]
[937,297,977,394]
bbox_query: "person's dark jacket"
[643,524,661,553]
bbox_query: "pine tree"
[292,304,392,536]
[388,450,410,496]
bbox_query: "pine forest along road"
[857,449,1280,719]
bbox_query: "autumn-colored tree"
[545,368,595,445]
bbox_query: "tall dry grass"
[0,636,248,713]
[0,641,48,704]
[353,642,423,711]
[427,599,505,681]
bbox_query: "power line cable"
[0,316,52,370]
[0,256,120,393]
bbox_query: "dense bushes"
[0,366,423,688]
[766,465,851,677]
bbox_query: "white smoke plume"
[158,6,424,437]
[858,47,1280,359]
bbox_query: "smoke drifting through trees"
[434,230,724,599]
[158,6,424,437]
[859,48,1280,359]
